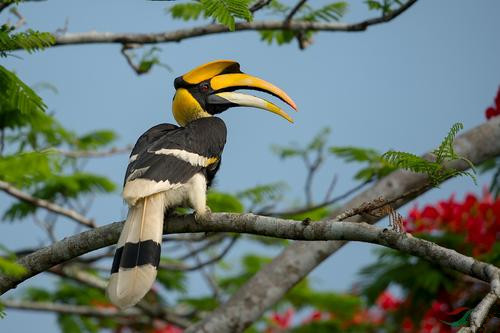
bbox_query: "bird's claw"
[195,207,212,222]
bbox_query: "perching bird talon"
[195,207,212,222]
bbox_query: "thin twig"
[458,270,500,332]
[185,242,222,300]
[268,178,370,217]
[53,145,132,158]
[0,180,95,228]
[48,263,192,328]
[249,0,272,13]
[0,129,4,155]
[284,0,308,24]
[177,234,226,261]
[120,44,148,75]
[160,235,239,272]
[323,174,338,202]
[335,184,427,221]
[2,299,142,317]
[10,7,25,29]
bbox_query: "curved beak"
[208,73,297,123]
[207,92,294,123]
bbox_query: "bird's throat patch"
[172,88,211,126]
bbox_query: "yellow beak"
[176,60,298,123]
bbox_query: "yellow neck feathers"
[172,88,211,127]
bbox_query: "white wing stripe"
[153,148,215,167]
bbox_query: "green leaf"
[58,314,82,333]
[179,296,219,311]
[169,0,252,30]
[0,27,54,56]
[169,1,207,21]
[207,191,244,213]
[237,182,287,208]
[0,151,58,187]
[0,65,47,115]
[218,254,272,291]
[3,172,115,221]
[23,287,53,302]
[330,146,396,181]
[271,143,304,158]
[442,309,472,327]
[382,123,476,185]
[359,247,456,316]
[433,122,463,163]
[75,130,118,150]
[300,2,348,22]
[0,257,26,277]
[259,29,296,46]
[286,280,361,319]
[201,0,252,31]
[284,206,331,221]
[157,263,187,293]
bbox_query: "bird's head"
[172,60,297,126]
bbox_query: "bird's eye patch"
[200,83,209,92]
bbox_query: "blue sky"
[1,0,500,331]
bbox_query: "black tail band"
[111,240,161,273]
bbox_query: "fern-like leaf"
[169,0,252,31]
[0,65,47,114]
[0,28,54,56]
[301,2,348,22]
[202,0,252,31]
[169,2,206,21]
[382,123,476,185]
[433,122,463,163]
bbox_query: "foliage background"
[1,0,500,331]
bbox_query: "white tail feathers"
[107,193,165,309]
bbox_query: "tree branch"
[458,273,500,333]
[160,235,239,272]
[2,299,141,317]
[24,1,418,49]
[285,0,308,24]
[0,180,95,228]
[0,212,498,298]
[191,117,500,332]
[53,145,132,158]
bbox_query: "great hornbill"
[107,60,297,309]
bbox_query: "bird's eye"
[200,83,209,92]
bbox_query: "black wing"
[123,117,227,203]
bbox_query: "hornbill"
[107,60,297,309]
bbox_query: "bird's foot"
[195,207,212,222]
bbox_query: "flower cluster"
[404,191,500,255]
[485,87,500,120]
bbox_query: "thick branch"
[192,117,500,332]
[0,180,95,227]
[1,212,499,297]
[41,1,417,48]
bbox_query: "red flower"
[486,107,497,119]
[302,310,322,323]
[485,87,500,119]
[403,191,500,254]
[153,324,183,333]
[270,308,294,329]
[376,290,402,311]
